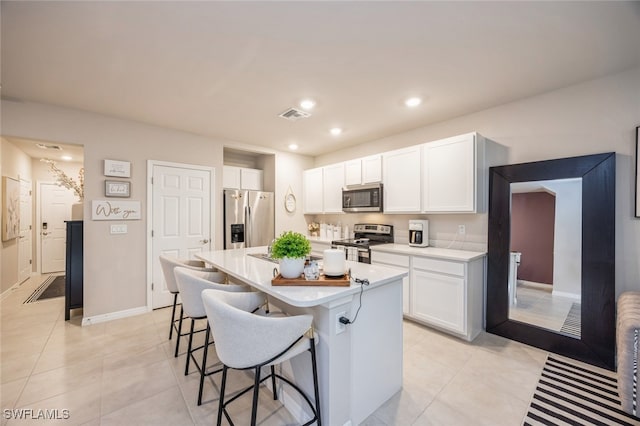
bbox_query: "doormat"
[523,355,639,425]
[24,275,65,303]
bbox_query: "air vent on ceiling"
[36,143,63,150]
[278,107,311,122]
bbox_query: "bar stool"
[159,255,223,357]
[202,289,321,426]
[174,267,255,405]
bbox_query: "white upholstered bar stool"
[159,255,223,358]
[174,267,254,405]
[202,289,321,426]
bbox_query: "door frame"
[146,160,216,311]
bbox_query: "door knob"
[42,232,49,236]
[200,239,209,244]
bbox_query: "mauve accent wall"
[511,192,555,285]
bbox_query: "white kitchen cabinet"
[223,166,263,190]
[344,159,362,186]
[322,163,345,213]
[240,168,263,190]
[410,254,484,341]
[382,146,422,213]
[345,155,382,186]
[421,132,498,213]
[362,155,382,184]
[303,168,324,214]
[371,251,410,316]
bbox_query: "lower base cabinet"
[373,249,485,341]
[410,255,485,341]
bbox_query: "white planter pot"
[279,257,306,279]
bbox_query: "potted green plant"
[270,231,311,278]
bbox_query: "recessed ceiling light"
[404,97,422,108]
[61,155,73,161]
[299,99,315,110]
[330,127,343,136]
[288,143,299,151]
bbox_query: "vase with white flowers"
[270,231,311,279]
[41,159,85,219]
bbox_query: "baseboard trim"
[81,306,150,326]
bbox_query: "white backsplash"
[308,212,488,252]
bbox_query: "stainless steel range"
[331,224,394,264]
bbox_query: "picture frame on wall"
[105,180,131,197]
[2,176,20,241]
[104,159,131,177]
[636,126,640,218]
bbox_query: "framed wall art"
[105,180,131,197]
[92,200,141,220]
[104,159,131,178]
[2,176,20,241]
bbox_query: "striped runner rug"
[524,356,640,425]
[560,302,581,338]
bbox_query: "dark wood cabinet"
[65,220,83,320]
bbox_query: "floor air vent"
[278,107,311,121]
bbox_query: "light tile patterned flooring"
[1,274,550,425]
[509,281,578,334]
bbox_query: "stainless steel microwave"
[342,184,383,213]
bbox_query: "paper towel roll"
[323,249,346,277]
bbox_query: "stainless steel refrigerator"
[223,189,275,249]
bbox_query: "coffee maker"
[408,219,429,247]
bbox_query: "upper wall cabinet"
[303,167,324,214]
[422,133,477,213]
[322,163,345,213]
[383,146,422,213]
[223,166,263,190]
[345,155,382,186]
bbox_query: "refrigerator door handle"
[245,205,251,247]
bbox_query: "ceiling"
[2,1,639,157]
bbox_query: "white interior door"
[18,179,33,283]
[151,164,212,309]
[40,182,75,273]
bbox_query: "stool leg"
[169,293,178,340]
[174,305,184,358]
[197,324,210,406]
[185,318,195,376]
[270,365,277,400]
[217,365,228,426]
[250,366,261,426]
[310,338,322,426]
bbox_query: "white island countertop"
[371,243,486,261]
[196,246,408,308]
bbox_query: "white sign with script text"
[92,200,141,220]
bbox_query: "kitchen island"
[196,247,407,426]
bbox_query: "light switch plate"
[110,224,127,234]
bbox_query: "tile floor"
[509,281,577,334]
[1,274,549,425]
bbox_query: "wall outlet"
[110,224,128,234]
[336,311,347,335]
[458,225,466,235]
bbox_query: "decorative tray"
[271,273,351,287]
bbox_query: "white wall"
[1,101,312,317]
[313,67,640,295]
[547,179,582,298]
